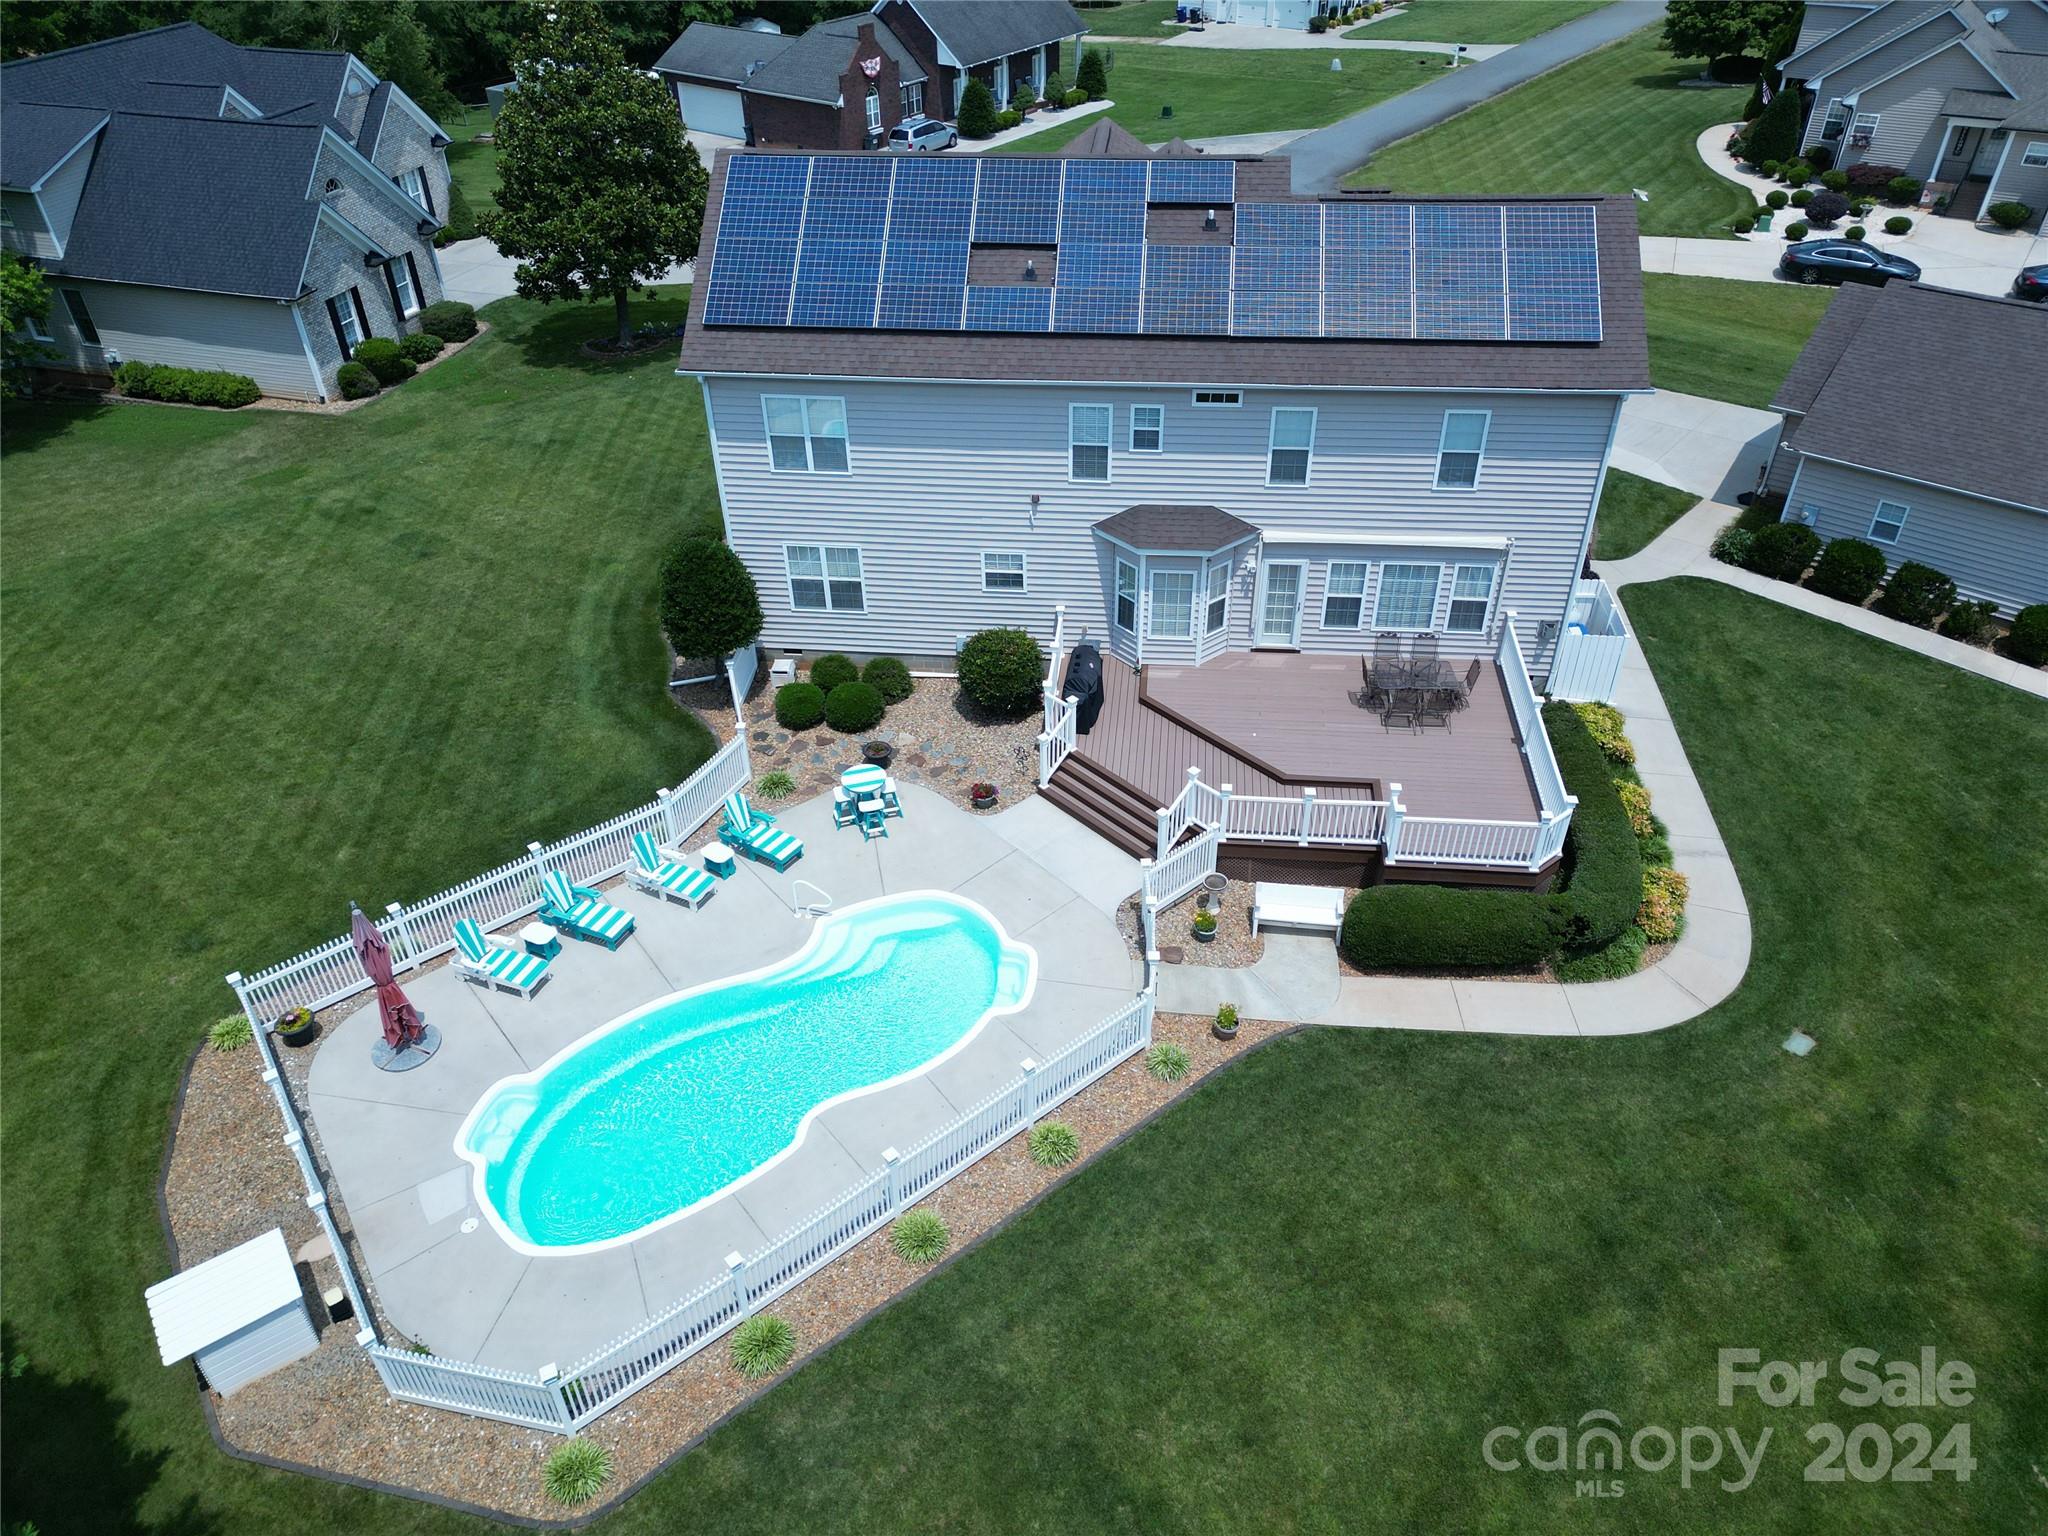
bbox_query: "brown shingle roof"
[1058,118,1152,157]
[1771,283,1882,416]
[1096,505,1260,552]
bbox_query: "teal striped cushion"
[659,864,713,900]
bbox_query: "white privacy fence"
[1546,579,1630,704]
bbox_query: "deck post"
[1155,805,1171,860]
[526,840,548,896]
[385,901,419,970]
[1020,1059,1040,1128]
[727,1251,752,1318]
[1218,783,1233,837]
[1384,783,1405,864]
[1298,786,1316,845]
[882,1147,902,1214]
[1037,730,1054,788]
[1138,860,1157,957]
[657,785,682,843]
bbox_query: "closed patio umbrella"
[351,902,422,1051]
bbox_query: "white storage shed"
[145,1228,318,1396]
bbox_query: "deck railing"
[1038,603,1079,787]
[1546,579,1630,704]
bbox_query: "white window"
[389,254,419,317]
[1868,501,1908,544]
[865,87,881,134]
[1819,99,1847,141]
[1267,408,1315,486]
[1069,402,1111,481]
[1850,112,1881,143]
[1205,561,1230,635]
[398,166,432,214]
[1114,558,1138,631]
[1434,410,1489,490]
[1148,569,1195,639]
[1322,561,1369,629]
[2024,141,2048,168]
[1446,564,1496,633]
[981,551,1026,591]
[1191,389,1241,407]
[901,80,924,118]
[764,395,849,473]
[1374,563,1442,632]
[1129,404,1163,453]
[785,544,865,611]
[326,288,366,356]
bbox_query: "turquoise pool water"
[457,893,1035,1253]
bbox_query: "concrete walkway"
[956,99,1115,153]
[1612,388,1779,501]
[1128,22,1512,58]
[436,238,692,310]
[1285,1,1664,192]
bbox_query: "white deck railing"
[1547,579,1630,704]
[1038,603,1079,787]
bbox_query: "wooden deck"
[1071,652,1542,823]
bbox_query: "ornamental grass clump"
[755,769,796,799]
[1027,1119,1080,1168]
[889,1209,950,1264]
[541,1439,613,1506]
[1146,1042,1191,1081]
[730,1314,796,1378]
[208,1014,251,1051]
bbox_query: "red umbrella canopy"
[351,903,422,1050]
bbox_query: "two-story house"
[677,145,1648,886]
[2,22,452,400]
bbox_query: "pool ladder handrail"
[791,879,833,918]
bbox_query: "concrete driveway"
[435,238,693,310]
[1612,388,1779,501]
[1136,21,1511,58]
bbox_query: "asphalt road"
[1284,1,1668,193]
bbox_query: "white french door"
[1255,561,1304,647]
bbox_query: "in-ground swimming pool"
[455,893,1036,1254]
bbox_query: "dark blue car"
[1778,239,1922,287]
[2013,264,2048,301]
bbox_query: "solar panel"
[1055,240,1144,333]
[702,154,810,326]
[1142,244,1230,335]
[973,158,1063,245]
[879,156,976,330]
[1231,202,1321,337]
[1504,204,1601,341]
[1059,160,1148,245]
[1147,159,1235,206]
[789,157,892,328]
[1322,202,1413,339]
[965,285,1054,332]
[1414,203,1505,341]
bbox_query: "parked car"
[1778,240,1922,287]
[887,116,958,152]
[2012,264,2048,301]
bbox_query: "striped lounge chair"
[628,832,715,908]
[538,869,636,949]
[721,791,804,870]
[452,918,551,997]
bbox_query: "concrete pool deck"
[308,783,1140,1372]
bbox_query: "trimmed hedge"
[2008,605,2048,666]
[824,681,884,733]
[1339,885,1563,971]
[1986,200,2034,231]
[862,655,913,704]
[1937,599,1997,645]
[958,627,1045,716]
[809,653,859,691]
[350,337,415,386]
[1783,222,1810,241]
[1744,521,1820,582]
[1883,215,1912,235]
[113,361,261,408]
[336,362,380,400]
[1874,561,1955,628]
[398,331,445,364]
[1806,536,1886,603]
[1553,924,1648,983]
[420,300,478,342]
[1543,701,1644,951]
[774,682,826,729]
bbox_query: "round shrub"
[1743,521,1821,582]
[419,299,478,342]
[1806,537,1887,604]
[398,331,444,364]
[1731,215,1756,234]
[659,536,763,660]
[1553,924,1647,983]
[350,337,415,386]
[774,681,826,729]
[1845,225,1866,241]
[1808,190,1848,227]
[809,653,859,691]
[1781,159,1811,185]
[996,109,1023,131]
[1027,1120,1081,1168]
[1820,169,1849,193]
[823,680,884,733]
[861,655,913,704]
[1874,561,1956,628]
[1806,143,1835,172]
[1765,189,1788,210]
[1783,221,1810,240]
[889,1208,950,1264]
[1885,175,1921,206]
[1938,599,1997,645]
[2007,605,2048,666]
[1760,160,1782,179]
[336,361,380,400]
[1986,200,2034,231]
[1710,524,1754,567]
[957,627,1046,717]
[541,1439,613,1506]
[730,1314,796,1378]
[1063,87,1089,107]
[1145,1042,1191,1082]
[1884,214,1912,235]
[1341,885,1562,970]
[1790,187,1813,208]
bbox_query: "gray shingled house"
[677,144,1648,886]
[2,22,452,401]
[1766,282,2047,615]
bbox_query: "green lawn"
[1643,272,1833,409]
[1071,0,1182,38]
[1017,42,1433,151]
[0,291,720,1536]
[1346,0,1608,43]
[443,100,501,215]
[1354,26,1754,238]
[1595,466,1697,560]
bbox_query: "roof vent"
[1023,258,1037,282]
[1986,7,2009,23]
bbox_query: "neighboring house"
[678,144,1648,885]
[656,2,1087,146]
[1767,281,2047,614]
[1778,0,2048,226]
[1207,0,1340,30]
[1,22,450,401]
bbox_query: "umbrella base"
[370,1021,442,1073]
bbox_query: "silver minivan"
[887,116,958,152]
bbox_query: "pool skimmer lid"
[1783,1029,1816,1057]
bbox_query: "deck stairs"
[1038,753,1160,858]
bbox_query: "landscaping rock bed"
[1116,878,1264,969]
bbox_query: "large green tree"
[1660,1,1805,65]
[488,0,706,350]
[1,253,55,398]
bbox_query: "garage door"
[677,82,745,140]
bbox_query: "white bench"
[1250,882,1345,938]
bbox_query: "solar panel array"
[702,154,1602,343]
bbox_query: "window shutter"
[383,261,404,316]
[351,287,370,340]
[418,170,435,217]
[326,296,352,358]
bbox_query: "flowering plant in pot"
[969,781,999,810]
[1192,909,1217,943]
[1212,1003,1239,1041]
[274,1006,317,1046]
[862,739,894,768]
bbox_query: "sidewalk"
[955,99,1114,153]
[1133,22,1512,58]
[436,239,691,309]
[1612,388,1779,500]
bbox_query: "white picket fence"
[1547,579,1630,704]
[360,985,1158,1431]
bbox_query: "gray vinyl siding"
[33,145,95,254]
[1794,4,1875,57]
[1990,1,2048,50]
[1766,415,1804,497]
[1988,133,2048,224]
[706,378,1617,676]
[2,191,60,260]
[1843,43,2006,179]
[194,1303,318,1397]
[40,277,317,397]
[1787,456,2048,614]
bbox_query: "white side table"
[519,922,561,959]
[702,841,736,878]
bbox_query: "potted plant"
[862,739,894,768]
[1192,909,1218,943]
[274,1006,317,1047]
[1212,1003,1239,1041]
[969,781,999,810]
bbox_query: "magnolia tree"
[489,0,706,348]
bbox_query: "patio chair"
[1415,687,1453,731]
[721,791,805,870]
[1456,658,1482,710]
[1412,633,1439,665]
[628,832,715,909]
[451,918,550,996]
[538,869,637,949]
[1373,634,1403,671]
[831,787,858,830]
[1381,689,1418,733]
[1358,655,1388,712]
